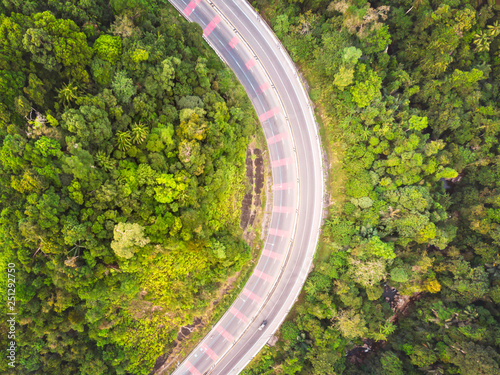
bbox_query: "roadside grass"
[297,61,346,262]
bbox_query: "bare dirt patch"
[388,290,424,324]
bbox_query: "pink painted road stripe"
[259,106,280,122]
[269,228,289,238]
[273,206,294,214]
[273,182,294,190]
[184,361,202,375]
[254,269,273,282]
[272,157,293,168]
[201,343,218,361]
[183,0,201,16]
[216,325,234,342]
[267,132,287,145]
[263,248,282,260]
[242,288,262,303]
[230,306,249,323]
[245,58,256,70]
[203,15,221,37]
[229,36,239,49]
[259,82,271,93]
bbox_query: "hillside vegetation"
[245,1,500,374]
[0,1,256,373]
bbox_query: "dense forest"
[244,0,500,374]
[0,0,257,373]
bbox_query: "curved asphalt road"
[165,1,324,374]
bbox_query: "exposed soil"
[388,291,424,324]
[346,339,386,365]
[177,318,202,341]
[382,284,398,303]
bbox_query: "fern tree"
[57,82,80,108]
[115,131,132,151]
[131,122,149,145]
[95,151,116,172]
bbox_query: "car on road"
[258,320,267,330]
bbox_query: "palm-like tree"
[358,127,371,141]
[115,131,132,151]
[56,82,80,107]
[131,122,149,144]
[487,21,500,38]
[95,151,116,172]
[473,30,491,52]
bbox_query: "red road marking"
[254,269,273,282]
[267,132,287,145]
[216,325,234,342]
[271,157,293,168]
[263,249,282,260]
[203,15,221,37]
[273,182,294,190]
[242,288,262,303]
[245,58,256,70]
[273,206,294,214]
[183,0,201,16]
[201,343,218,361]
[258,106,280,122]
[269,228,289,237]
[230,306,249,323]
[259,82,271,93]
[229,36,239,49]
[184,361,202,375]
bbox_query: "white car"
[258,320,267,330]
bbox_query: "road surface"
[165,1,324,374]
